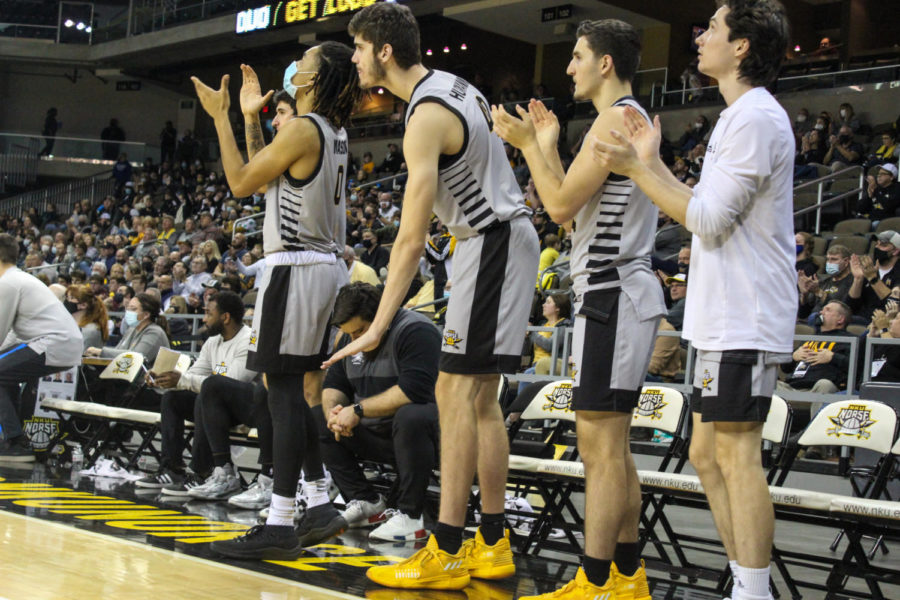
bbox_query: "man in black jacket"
[779,300,855,394]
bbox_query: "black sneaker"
[161,472,204,496]
[0,437,35,462]
[296,503,347,547]
[210,524,301,560]
[135,468,183,489]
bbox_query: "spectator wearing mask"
[84,292,170,364]
[793,108,812,138]
[360,229,389,277]
[65,284,109,351]
[857,163,900,226]
[798,245,853,321]
[824,125,864,173]
[779,300,854,395]
[794,129,827,180]
[848,230,900,319]
[836,102,861,134]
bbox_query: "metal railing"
[861,336,900,384]
[230,212,263,239]
[792,165,865,234]
[0,22,57,41]
[2,170,117,220]
[0,136,40,193]
[0,132,151,163]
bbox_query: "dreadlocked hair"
[310,41,366,130]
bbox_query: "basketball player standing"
[324,2,539,591]
[492,19,663,599]
[593,3,793,599]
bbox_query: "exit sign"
[116,81,141,91]
[541,4,572,22]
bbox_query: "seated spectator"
[864,131,897,169]
[867,310,900,382]
[84,292,170,363]
[531,210,559,246]
[793,107,812,139]
[0,234,83,461]
[794,129,827,180]
[799,244,853,321]
[537,234,561,280]
[321,283,440,541]
[857,163,900,226]
[360,229,390,277]
[528,293,572,372]
[824,125,864,172]
[424,229,455,301]
[200,239,221,274]
[233,250,266,291]
[676,115,710,153]
[343,245,379,286]
[65,284,109,351]
[779,300,854,395]
[377,143,403,175]
[848,231,900,319]
[647,318,683,381]
[836,102,861,134]
[138,292,263,497]
[665,273,687,330]
[359,152,375,181]
[795,232,818,277]
[182,255,211,308]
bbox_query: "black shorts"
[691,349,776,422]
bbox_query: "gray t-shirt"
[0,267,83,367]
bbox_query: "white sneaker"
[228,474,273,509]
[257,502,304,524]
[187,464,241,500]
[340,495,387,528]
[369,509,427,542]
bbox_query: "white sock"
[729,560,741,588]
[266,493,295,526]
[304,478,330,509]
[736,565,772,600]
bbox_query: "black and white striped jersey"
[262,112,347,256]
[405,70,530,240]
[570,96,665,319]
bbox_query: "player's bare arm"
[322,103,452,367]
[493,103,622,223]
[192,74,317,197]
[240,64,274,160]
[592,108,693,225]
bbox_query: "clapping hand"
[239,64,274,117]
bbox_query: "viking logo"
[827,404,877,440]
[636,389,667,420]
[113,354,134,375]
[212,361,228,376]
[249,330,258,347]
[701,369,714,390]
[542,381,573,413]
[443,329,463,349]
[351,351,365,366]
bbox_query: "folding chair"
[763,394,794,483]
[505,379,580,555]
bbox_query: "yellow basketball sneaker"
[366,535,470,590]
[611,560,651,600]
[518,567,616,599]
[461,528,516,579]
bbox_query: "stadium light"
[64,19,74,27]
[460,43,467,51]
[443,46,449,53]
[426,49,432,56]
[76,22,85,30]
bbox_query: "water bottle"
[71,444,84,472]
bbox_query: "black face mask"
[874,247,892,265]
[362,239,373,249]
[113,293,124,304]
[64,300,79,314]
[677,262,689,272]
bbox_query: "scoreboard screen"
[236,0,393,35]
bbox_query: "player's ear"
[378,43,393,64]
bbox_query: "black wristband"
[353,403,364,418]
[867,276,879,285]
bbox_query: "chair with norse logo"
[505,379,580,554]
[630,386,693,572]
[795,400,898,563]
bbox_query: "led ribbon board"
[236,0,386,35]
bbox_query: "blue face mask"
[283,61,316,100]
[796,244,804,255]
[825,262,840,275]
[124,310,139,327]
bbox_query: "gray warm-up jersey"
[570,96,665,320]
[405,70,530,240]
[262,112,347,256]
